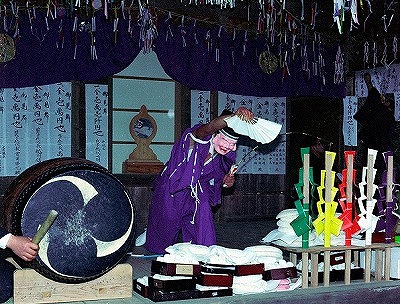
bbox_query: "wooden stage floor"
[4,220,400,303]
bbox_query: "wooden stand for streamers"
[13,263,133,304]
[277,243,400,288]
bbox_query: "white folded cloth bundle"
[151,242,303,294]
[161,243,210,264]
[232,274,280,294]
[261,209,351,247]
[244,245,296,270]
[207,245,257,265]
[162,243,295,267]
[162,243,258,265]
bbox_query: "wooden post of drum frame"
[12,263,132,304]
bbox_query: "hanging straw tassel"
[180,16,187,47]
[373,41,378,68]
[381,39,388,66]
[138,1,158,53]
[364,41,369,69]
[193,19,198,45]
[334,44,344,84]
[215,26,222,62]
[73,15,78,59]
[389,36,398,65]
[91,16,98,60]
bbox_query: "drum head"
[4,158,135,283]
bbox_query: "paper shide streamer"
[138,0,158,53]
[334,44,344,84]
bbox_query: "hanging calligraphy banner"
[355,65,400,97]
[191,90,211,125]
[85,84,109,169]
[262,97,286,174]
[0,83,72,176]
[395,91,400,122]
[342,96,358,146]
[48,83,72,160]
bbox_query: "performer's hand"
[7,235,39,261]
[235,107,254,122]
[222,173,235,188]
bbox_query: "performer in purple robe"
[145,107,254,254]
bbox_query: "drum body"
[2,157,135,283]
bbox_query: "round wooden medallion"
[0,33,16,62]
[259,50,278,74]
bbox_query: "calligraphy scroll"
[86,84,109,168]
[395,91,400,122]
[263,97,286,174]
[0,83,72,176]
[342,96,358,146]
[191,90,211,125]
[48,83,72,160]
[355,65,400,97]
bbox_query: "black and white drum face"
[5,158,135,283]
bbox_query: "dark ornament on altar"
[259,50,278,74]
[122,105,164,173]
[0,33,16,62]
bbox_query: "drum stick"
[32,210,58,245]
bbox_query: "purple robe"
[145,124,235,254]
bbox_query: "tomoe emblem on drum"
[20,170,134,280]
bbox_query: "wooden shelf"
[275,243,400,288]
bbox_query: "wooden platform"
[277,243,400,288]
[13,264,132,304]
[4,220,400,303]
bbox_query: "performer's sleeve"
[167,126,207,194]
[0,231,11,249]
[208,154,236,206]
[209,178,222,206]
